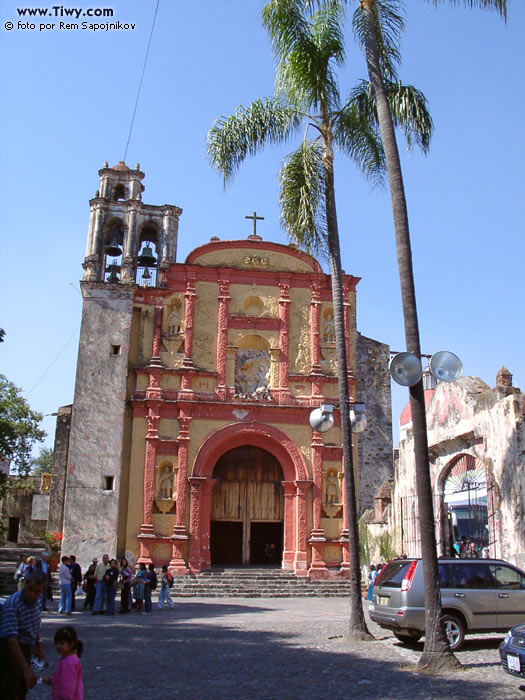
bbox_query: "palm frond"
[424,0,506,21]
[385,81,433,153]
[279,139,328,255]
[207,99,302,183]
[333,96,385,185]
[353,0,405,81]
[350,79,433,154]
[264,0,345,112]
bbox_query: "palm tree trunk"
[324,133,371,639]
[359,0,460,671]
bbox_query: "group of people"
[85,555,176,615]
[458,536,490,558]
[2,552,179,699]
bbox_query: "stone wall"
[61,283,135,563]
[0,476,49,545]
[356,334,393,513]
[395,371,525,568]
[47,405,72,533]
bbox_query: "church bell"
[105,224,123,257]
[137,242,157,267]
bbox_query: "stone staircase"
[168,567,352,597]
[0,545,48,596]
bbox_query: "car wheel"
[441,614,465,651]
[393,631,422,645]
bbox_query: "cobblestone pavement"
[27,597,525,700]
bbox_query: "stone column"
[137,404,160,563]
[170,415,191,574]
[215,277,230,398]
[339,467,350,573]
[188,476,207,574]
[180,274,197,396]
[294,480,311,576]
[150,305,163,367]
[278,282,291,403]
[309,433,328,577]
[225,346,237,389]
[310,284,322,390]
[121,202,139,283]
[198,479,216,570]
[282,481,296,570]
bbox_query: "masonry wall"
[356,334,393,513]
[61,283,134,563]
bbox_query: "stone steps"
[167,568,352,597]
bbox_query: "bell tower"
[62,163,182,563]
[83,161,182,286]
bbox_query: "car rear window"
[374,560,416,588]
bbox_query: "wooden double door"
[210,446,284,566]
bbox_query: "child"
[157,565,175,609]
[43,626,84,700]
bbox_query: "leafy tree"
[208,0,431,639]
[0,374,46,476]
[300,0,507,670]
[31,446,54,475]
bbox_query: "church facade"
[59,163,392,577]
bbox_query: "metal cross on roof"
[245,211,264,238]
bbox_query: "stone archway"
[189,422,310,574]
[436,454,492,556]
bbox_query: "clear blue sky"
[1,1,523,454]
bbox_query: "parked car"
[368,557,525,651]
[500,623,525,677]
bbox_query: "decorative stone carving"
[322,468,343,518]
[323,311,336,344]
[244,254,269,268]
[234,349,272,399]
[320,347,337,375]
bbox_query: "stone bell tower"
[83,161,181,286]
[61,162,182,563]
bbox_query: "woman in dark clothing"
[83,560,97,610]
[104,559,120,615]
[119,558,133,614]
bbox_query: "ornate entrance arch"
[188,422,311,574]
[436,454,497,557]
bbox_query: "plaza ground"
[28,597,524,700]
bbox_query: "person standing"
[103,559,120,616]
[144,564,157,614]
[118,558,133,614]
[0,571,46,698]
[68,555,82,612]
[82,559,97,611]
[36,552,52,611]
[42,626,84,700]
[14,554,27,591]
[157,566,175,610]
[58,556,72,615]
[92,554,110,615]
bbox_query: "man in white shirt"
[58,556,72,614]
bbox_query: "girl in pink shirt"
[43,626,84,700]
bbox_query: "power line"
[25,323,81,398]
[123,0,161,162]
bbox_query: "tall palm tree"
[208,0,432,639]
[350,0,507,671]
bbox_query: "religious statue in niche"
[320,347,337,375]
[323,311,336,344]
[322,468,342,518]
[165,297,183,336]
[154,464,176,514]
[234,349,272,400]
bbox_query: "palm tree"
[349,0,507,671]
[208,0,432,639]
